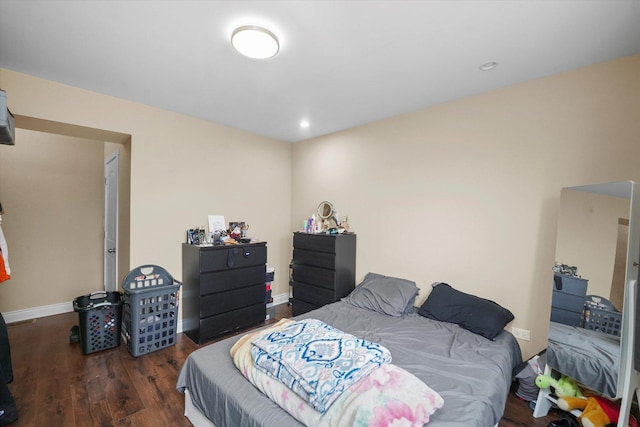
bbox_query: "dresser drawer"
[292,265,336,289]
[201,265,265,295]
[553,274,587,297]
[293,248,336,269]
[292,282,337,306]
[291,298,319,316]
[552,290,585,313]
[199,303,266,343]
[551,307,583,327]
[199,244,267,273]
[200,284,264,318]
[293,233,337,253]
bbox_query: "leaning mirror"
[535,181,640,422]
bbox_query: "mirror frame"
[317,201,334,220]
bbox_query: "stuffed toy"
[535,374,583,397]
[557,396,638,427]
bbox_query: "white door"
[104,151,119,292]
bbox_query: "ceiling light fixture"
[300,120,310,128]
[479,61,498,71]
[231,25,279,59]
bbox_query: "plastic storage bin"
[73,291,123,355]
[265,266,275,319]
[265,266,275,283]
[121,265,181,357]
[581,295,622,336]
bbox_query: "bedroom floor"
[4,304,559,427]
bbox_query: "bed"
[546,321,620,398]
[177,277,522,427]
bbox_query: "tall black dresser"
[290,232,356,316]
[182,242,266,344]
[551,273,588,327]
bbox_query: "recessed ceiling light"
[300,120,310,128]
[479,61,498,71]
[231,25,279,59]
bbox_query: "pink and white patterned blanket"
[231,319,444,427]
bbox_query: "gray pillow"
[343,272,419,317]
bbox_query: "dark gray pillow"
[343,272,419,317]
[417,282,514,340]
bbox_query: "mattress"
[176,301,522,427]
[546,321,620,398]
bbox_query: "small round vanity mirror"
[317,201,334,220]
[317,201,342,231]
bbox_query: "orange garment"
[0,252,9,283]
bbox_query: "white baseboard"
[272,292,289,306]
[3,301,74,324]
[3,292,290,331]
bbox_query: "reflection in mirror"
[544,181,633,401]
[317,201,334,220]
[535,181,640,423]
[317,201,341,231]
[555,184,631,312]
[536,180,640,425]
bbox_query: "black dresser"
[551,273,588,327]
[182,242,267,344]
[290,232,356,316]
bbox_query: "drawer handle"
[244,249,251,257]
[554,275,563,291]
[227,248,239,268]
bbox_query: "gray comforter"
[177,301,522,427]
[547,321,620,398]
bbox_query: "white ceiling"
[1,0,639,143]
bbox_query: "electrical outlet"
[511,327,531,341]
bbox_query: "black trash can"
[73,291,123,355]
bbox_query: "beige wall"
[556,189,630,302]
[2,54,640,358]
[0,130,104,310]
[0,68,292,315]
[291,54,640,358]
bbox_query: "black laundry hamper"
[72,291,124,355]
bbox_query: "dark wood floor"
[4,304,561,427]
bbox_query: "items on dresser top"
[290,232,356,316]
[181,242,267,344]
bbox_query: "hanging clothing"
[0,254,8,283]
[0,223,9,281]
